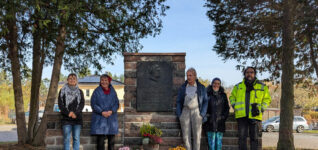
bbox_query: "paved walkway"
[0,125,17,142]
[263,132,318,149]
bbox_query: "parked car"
[262,116,309,133]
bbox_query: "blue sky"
[42,0,268,86]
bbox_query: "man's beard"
[245,76,255,83]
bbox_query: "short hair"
[67,73,77,79]
[243,67,257,76]
[186,67,197,77]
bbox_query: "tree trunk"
[308,36,318,79]
[32,24,66,146]
[1,51,7,80]
[6,6,28,144]
[277,0,295,149]
[27,22,45,143]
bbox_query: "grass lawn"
[0,141,17,145]
[303,130,318,134]
[0,120,14,125]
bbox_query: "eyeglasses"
[246,71,255,74]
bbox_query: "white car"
[262,116,310,133]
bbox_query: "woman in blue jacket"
[91,74,119,150]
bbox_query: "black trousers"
[237,117,260,150]
[96,135,115,150]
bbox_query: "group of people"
[58,66,271,150]
[58,74,119,150]
[176,67,271,150]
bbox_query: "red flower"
[149,135,163,144]
[143,133,152,137]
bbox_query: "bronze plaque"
[136,61,173,112]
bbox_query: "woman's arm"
[91,89,103,115]
[111,91,119,113]
[200,87,209,117]
[176,87,183,118]
[75,90,85,116]
[58,90,69,116]
[222,93,230,120]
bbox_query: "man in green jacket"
[230,67,271,150]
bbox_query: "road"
[0,125,17,142]
[263,132,318,149]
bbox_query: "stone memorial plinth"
[123,53,186,149]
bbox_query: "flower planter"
[143,143,159,150]
[142,137,150,145]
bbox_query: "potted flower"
[140,124,153,145]
[139,123,163,150]
[142,133,151,144]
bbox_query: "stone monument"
[123,53,186,149]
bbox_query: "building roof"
[59,75,124,85]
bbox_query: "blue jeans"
[63,124,81,150]
[206,132,223,150]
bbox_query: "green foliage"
[0,70,30,111]
[60,0,169,73]
[205,0,318,82]
[1,0,169,77]
[303,111,318,120]
[140,123,162,137]
[119,74,124,83]
[0,0,169,143]
[140,124,152,137]
[59,73,67,82]
[39,78,50,106]
[111,73,125,82]
[78,67,92,78]
[267,82,318,109]
[198,77,210,87]
[0,80,15,110]
[303,111,318,124]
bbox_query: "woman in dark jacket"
[91,74,119,150]
[204,78,229,150]
[58,73,85,150]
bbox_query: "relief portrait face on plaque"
[136,61,173,112]
[148,64,161,84]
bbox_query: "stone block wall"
[44,113,261,150]
[45,112,124,150]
